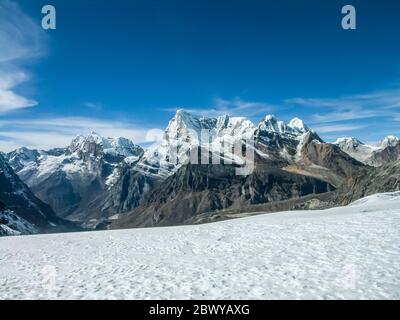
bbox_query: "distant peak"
[259,114,311,136]
[263,114,277,122]
[334,137,364,146]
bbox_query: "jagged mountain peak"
[166,109,256,140]
[175,108,192,118]
[216,115,255,138]
[259,114,286,133]
[168,109,201,130]
[258,115,309,136]
[69,131,103,150]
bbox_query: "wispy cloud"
[0,0,45,114]
[313,124,366,133]
[163,97,275,118]
[0,116,161,152]
[0,72,37,113]
[287,88,400,123]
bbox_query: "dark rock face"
[112,164,334,228]
[296,132,365,185]
[102,169,160,213]
[0,154,76,233]
[28,169,82,218]
[368,142,400,166]
[80,165,161,227]
[6,147,41,172]
[337,160,400,205]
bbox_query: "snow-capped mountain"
[137,109,256,177]
[258,115,308,136]
[333,137,379,164]
[67,132,143,159]
[6,133,144,221]
[378,135,399,148]
[138,111,315,178]
[334,135,400,166]
[255,114,313,163]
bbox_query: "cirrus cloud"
[0,0,45,114]
[0,116,161,152]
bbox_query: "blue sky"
[1,0,400,151]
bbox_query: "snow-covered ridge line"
[334,135,400,151]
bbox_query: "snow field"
[0,192,400,299]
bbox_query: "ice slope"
[0,192,400,299]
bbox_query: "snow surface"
[1,192,400,299]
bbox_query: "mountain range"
[1,110,399,235]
